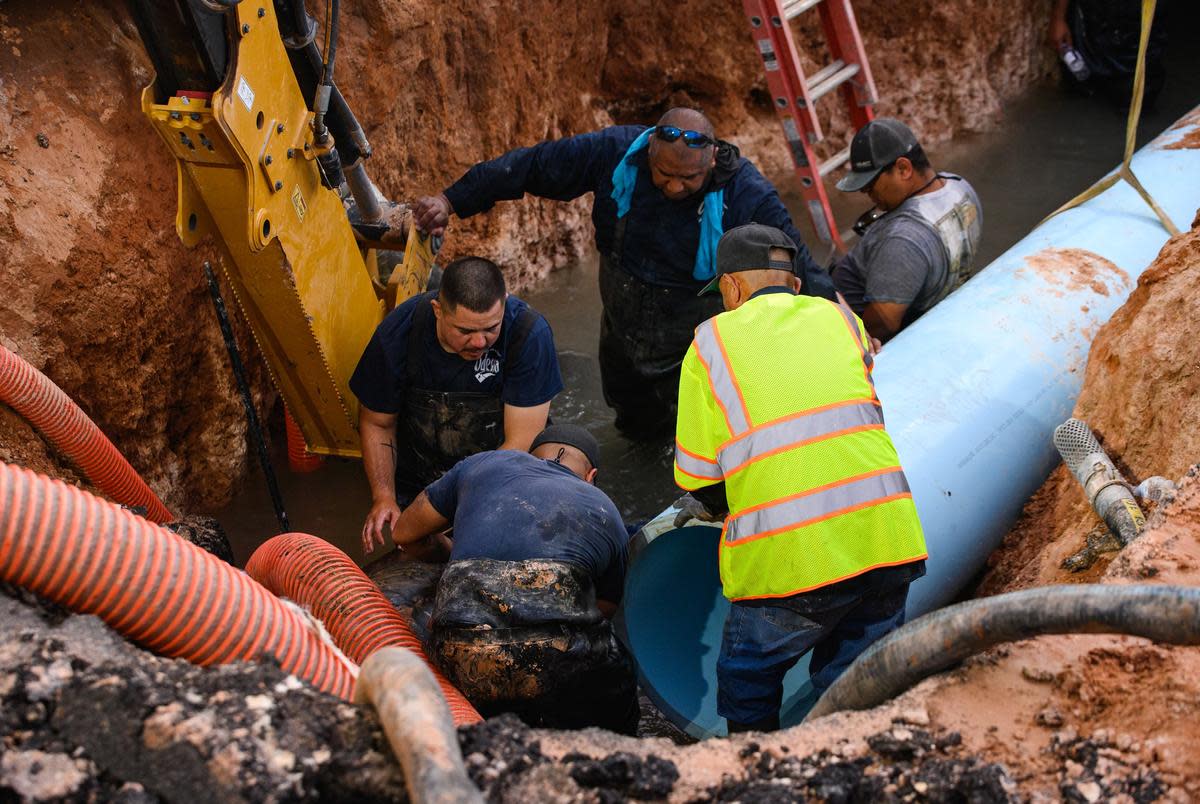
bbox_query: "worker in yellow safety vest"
[673,223,928,733]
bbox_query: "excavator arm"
[130,0,433,458]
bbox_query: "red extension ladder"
[742,0,877,251]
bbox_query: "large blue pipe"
[617,107,1200,740]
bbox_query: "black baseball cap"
[698,224,798,295]
[836,118,919,193]
[530,424,601,470]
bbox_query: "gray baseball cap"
[698,224,798,295]
[836,118,919,193]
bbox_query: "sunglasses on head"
[653,125,715,149]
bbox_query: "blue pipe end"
[617,523,816,739]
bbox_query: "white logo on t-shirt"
[474,349,501,383]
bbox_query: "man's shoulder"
[503,293,533,319]
[718,156,784,221]
[862,212,941,260]
[385,290,434,324]
[456,448,537,477]
[723,155,771,192]
[941,172,979,195]
[571,125,646,158]
[503,295,554,338]
[725,291,827,316]
[604,124,648,142]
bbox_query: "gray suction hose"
[1054,418,1146,545]
[354,648,483,804]
[805,584,1200,721]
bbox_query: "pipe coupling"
[1054,419,1145,546]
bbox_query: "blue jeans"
[716,582,910,726]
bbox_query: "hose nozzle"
[1053,418,1145,546]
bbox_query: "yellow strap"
[1042,0,1179,236]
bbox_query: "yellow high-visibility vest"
[674,290,926,601]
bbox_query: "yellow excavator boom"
[140,2,393,458]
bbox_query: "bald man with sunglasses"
[415,108,835,440]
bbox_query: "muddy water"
[217,55,1200,567]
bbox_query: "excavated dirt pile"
[0,0,1052,511]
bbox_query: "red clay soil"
[0,0,1051,510]
[982,214,1200,595]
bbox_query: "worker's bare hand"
[869,336,883,356]
[362,498,402,554]
[414,193,453,237]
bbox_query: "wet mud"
[701,728,1014,803]
[459,715,683,802]
[0,587,409,803]
[164,515,235,565]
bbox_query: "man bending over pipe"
[831,118,982,343]
[673,224,928,733]
[365,424,639,734]
[351,256,563,554]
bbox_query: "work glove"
[672,494,724,529]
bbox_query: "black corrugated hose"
[806,584,1200,721]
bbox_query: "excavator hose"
[312,0,340,136]
[354,648,483,804]
[0,343,172,523]
[806,584,1200,721]
[0,461,355,699]
[246,533,482,725]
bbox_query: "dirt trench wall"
[0,0,1053,510]
[981,209,1200,593]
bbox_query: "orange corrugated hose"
[0,343,173,523]
[284,407,324,473]
[246,533,482,725]
[0,461,355,700]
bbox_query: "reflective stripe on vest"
[717,398,883,474]
[724,467,910,545]
[830,302,878,400]
[693,319,751,435]
[675,441,723,481]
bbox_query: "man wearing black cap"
[369,423,639,733]
[831,118,982,343]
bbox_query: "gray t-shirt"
[832,175,982,328]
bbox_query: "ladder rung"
[806,60,846,93]
[818,146,852,177]
[782,0,824,20]
[806,61,861,104]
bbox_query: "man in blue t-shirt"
[350,256,563,550]
[371,424,638,733]
[414,107,835,439]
